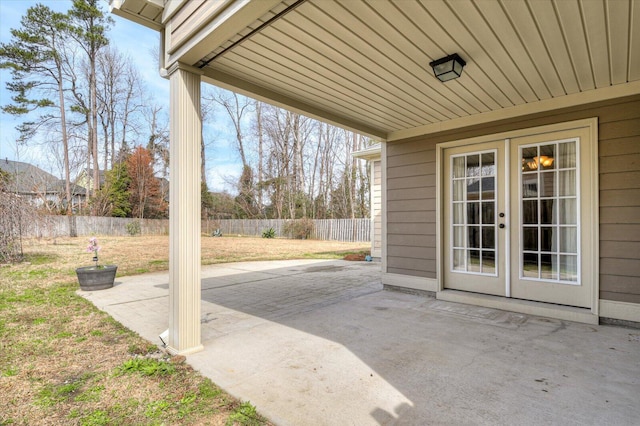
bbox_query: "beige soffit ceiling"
[114,0,640,141]
[110,0,164,30]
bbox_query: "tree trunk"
[91,64,100,202]
[256,101,264,217]
[56,61,74,227]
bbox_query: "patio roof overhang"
[112,0,640,142]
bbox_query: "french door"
[443,125,595,309]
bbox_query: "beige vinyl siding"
[170,0,225,50]
[386,94,640,303]
[386,142,437,278]
[598,98,640,304]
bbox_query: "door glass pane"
[453,156,465,178]
[467,203,480,224]
[519,141,579,284]
[523,227,538,251]
[559,170,576,196]
[453,203,464,224]
[481,153,495,175]
[481,177,495,200]
[540,253,558,279]
[453,226,465,247]
[558,199,576,224]
[482,227,495,249]
[522,200,538,224]
[522,173,537,198]
[539,144,555,170]
[560,227,577,253]
[540,227,557,252]
[482,202,495,224]
[522,147,538,172]
[453,249,465,271]
[560,255,578,282]
[466,155,480,177]
[558,141,576,168]
[468,250,481,272]
[468,226,480,248]
[523,253,539,278]
[482,251,495,274]
[467,178,480,200]
[540,171,556,197]
[540,199,555,224]
[453,180,464,201]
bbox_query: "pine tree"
[0,5,74,217]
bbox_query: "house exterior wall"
[385,94,640,305]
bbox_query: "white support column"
[167,62,203,355]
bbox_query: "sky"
[0,0,241,193]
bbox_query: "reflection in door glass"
[520,140,578,283]
[451,150,497,275]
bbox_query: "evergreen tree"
[0,5,74,216]
[93,162,131,217]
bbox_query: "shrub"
[0,190,37,263]
[125,220,141,236]
[261,227,276,239]
[283,218,314,240]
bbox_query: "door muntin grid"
[451,150,497,276]
[519,139,580,284]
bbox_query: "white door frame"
[436,118,599,316]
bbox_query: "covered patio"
[109,0,640,354]
[82,259,640,425]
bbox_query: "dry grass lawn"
[0,235,368,425]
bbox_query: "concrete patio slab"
[80,259,640,425]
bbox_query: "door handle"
[499,223,506,229]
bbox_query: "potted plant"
[76,237,117,291]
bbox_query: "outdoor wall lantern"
[429,53,466,82]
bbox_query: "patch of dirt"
[343,253,366,261]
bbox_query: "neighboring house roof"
[0,159,86,196]
[352,143,382,161]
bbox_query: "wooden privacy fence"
[25,216,169,238]
[204,218,371,242]
[25,216,370,242]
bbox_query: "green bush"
[283,218,314,240]
[125,220,141,236]
[261,228,276,239]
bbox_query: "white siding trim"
[599,300,640,323]
[382,272,438,293]
[435,143,443,291]
[381,142,388,274]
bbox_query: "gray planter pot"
[76,265,117,291]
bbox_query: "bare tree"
[143,103,170,202]
[68,0,112,200]
[96,46,143,169]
